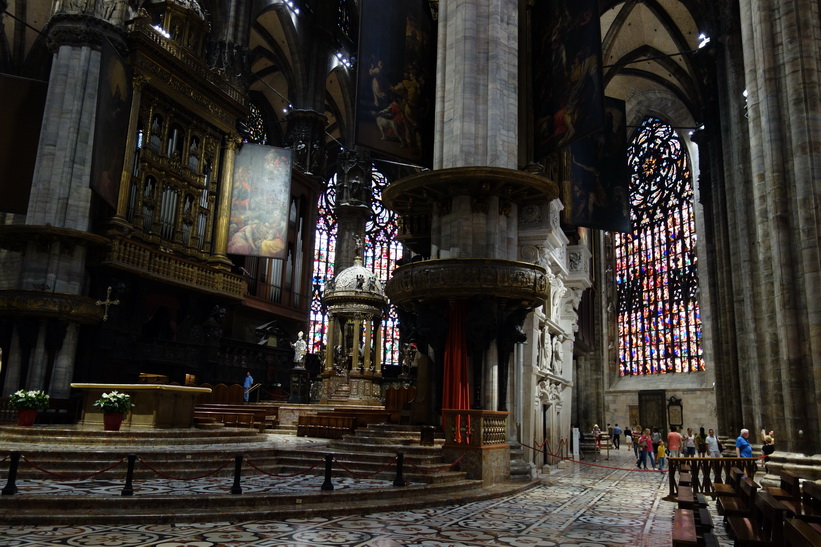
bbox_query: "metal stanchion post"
[231,454,243,495]
[393,452,406,487]
[1,452,20,495]
[321,454,334,491]
[121,454,136,496]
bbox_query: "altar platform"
[70,383,211,429]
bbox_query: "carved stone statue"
[290,331,307,367]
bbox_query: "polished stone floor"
[0,442,732,546]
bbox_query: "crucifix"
[95,286,120,321]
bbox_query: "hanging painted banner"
[91,38,132,209]
[532,0,604,159]
[569,97,630,232]
[0,74,47,214]
[355,0,435,168]
[228,144,292,259]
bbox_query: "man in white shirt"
[705,428,721,457]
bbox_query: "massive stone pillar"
[0,14,128,397]
[735,0,821,454]
[385,0,557,435]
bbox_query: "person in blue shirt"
[243,371,253,402]
[735,428,753,458]
[612,424,623,449]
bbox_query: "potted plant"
[8,390,50,426]
[92,390,135,431]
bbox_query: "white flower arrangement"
[8,390,50,411]
[92,391,135,414]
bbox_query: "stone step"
[0,479,539,525]
[0,425,261,446]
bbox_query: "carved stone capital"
[46,13,128,55]
[386,258,548,310]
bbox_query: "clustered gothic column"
[726,0,821,453]
[3,13,128,397]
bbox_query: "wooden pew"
[296,415,355,439]
[713,466,744,497]
[672,508,698,547]
[765,469,802,501]
[316,409,390,428]
[718,476,759,519]
[784,517,821,547]
[726,491,787,546]
[195,404,277,432]
[193,410,256,428]
[781,480,821,525]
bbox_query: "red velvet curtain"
[442,301,470,441]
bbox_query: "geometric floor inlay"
[0,443,734,546]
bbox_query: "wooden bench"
[296,415,355,439]
[784,517,821,547]
[718,476,759,519]
[316,409,390,428]
[195,404,277,432]
[193,410,256,428]
[696,505,714,533]
[781,480,821,525]
[672,508,698,546]
[727,491,787,546]
[713,466,744,497]
[765,469,802,501]
[677,485,708,510]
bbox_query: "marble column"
[737,0,821,453]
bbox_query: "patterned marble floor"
[0,445,732,546]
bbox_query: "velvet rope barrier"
[137,457,232,480]
[244,456,324,478]
[334,456,396,478]
[21,455,127,480]
[520,439,662,473]
[404,455,464,473]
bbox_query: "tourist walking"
[638,428,655,469]
[632,426,641,458]
[612,424,622,449]
[684,428,696,457]
[696,427,707,457]
[657,441,666,471]
[735,428,753,458]
[667,426,682,458]
[705,428,721,457]
[624,426,632,452]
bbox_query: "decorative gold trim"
[386,258,548,309]
[382,166,560,216]
[99,236,245,299]
[0,290,103,324]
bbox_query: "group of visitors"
[607,421,775,472]
[621,424,725,471]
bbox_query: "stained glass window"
[309,169,403,367]
[614,118,703,375]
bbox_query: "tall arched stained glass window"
[614,118,703,375]
[308,169,403,367]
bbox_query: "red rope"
[138,457,231,480]
[405,455,464,473]
[244,457,323,478]
[21,455,126,480]
[334,456,396,478]
[519,440,662,473]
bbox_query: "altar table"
[70,383,212,429]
